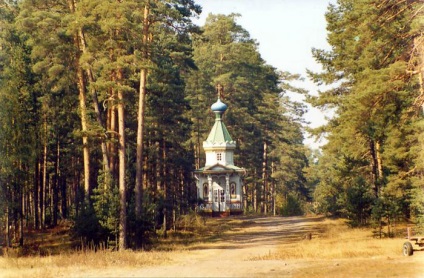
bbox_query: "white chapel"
[194,91,245,216]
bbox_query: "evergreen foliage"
[308,0,424,229]
[186,14,309,215]
[5,0,422,251]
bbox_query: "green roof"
[194,163,245,173]
[206,114,233,143]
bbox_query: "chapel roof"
[194,163,245,174]
[211,98,228,112]
[205,98,234,144]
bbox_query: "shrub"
[280,193,303,216]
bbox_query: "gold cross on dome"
[216,84,224,100]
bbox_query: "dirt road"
[76,216,423,278]
[132,216,321,277]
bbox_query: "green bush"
[280,193,303,216]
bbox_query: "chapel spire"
[216,84,224,100]
[207,87,233,144]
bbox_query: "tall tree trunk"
[34,158,39,229]
[61,175,67,219]
[68,0,110,190]
[78,27,111,182]
[5,204,10,247]
[72,157,80,217]
[411,31,424,111]
[42,119,48,228]
[262,141,268,214]
[162,140,168,238]
[76,64,91,200]
[376,141,383,181]
[19,192,24,247]
[66,0,91,200]
[108,87,117,180]
[369,139,380,197]
[117,69,127,251]
[18,171,24,247]
[253,168,257,212]
[136,3,151,219]
[196,113,201,169]
[179,170,186,214]
[52,138,60,226]
[370,139,384,237]
[271,160,276,216]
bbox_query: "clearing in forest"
[1,215,423,277]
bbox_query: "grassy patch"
[156,215,251,250]
[1,220,77,257]
[0,216,250,278]
[252,218,402,260]
[0,249,172,278]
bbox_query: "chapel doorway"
[212,181,226,212]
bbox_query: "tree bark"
[34,158,39,229]
[42,119,48,228]
[109,99,117,180]
[117,69,127,250]
[78,28,111,183]
[410,27,424,111]
[376,141,383,181]
[52,138,60,226]
[68,0,111,189]
[60,174,67,219]
[262,141,268,214]
[136,2,151,219]
[136,67,147,216]
[5,205,10,247]
[66,0,91,201]
[19,173,24,246]
[253,169,257,213]
[76,65,91,200]
[271,160,276,216]
[369,140,380,197]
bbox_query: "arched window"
[230,182,236,199]
[203,183,209,201]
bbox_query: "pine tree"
[0,0,40,243]
[408,0,424,231]
[309,0,420,225]
[134,0,201,224]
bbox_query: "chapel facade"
[194,92,245,216]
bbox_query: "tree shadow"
[185,215,326,251]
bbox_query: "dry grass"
[156,216,249,251]
[254,218,403,260]
[0,216,239,278]
[0,249,171,278]
[1,216,420,278]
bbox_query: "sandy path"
[70,216,424,278]
[82,216,324,277]
[133,216,317,277]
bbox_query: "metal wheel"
[403,241,413,256]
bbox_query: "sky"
[192,0,336,148]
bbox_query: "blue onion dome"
[211,98,228,113]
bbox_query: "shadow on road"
[187,215,325,251]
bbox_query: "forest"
[0,0,423,251]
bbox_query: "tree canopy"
[0,1,309,249]
[309,0,424,230]
[1,0,422,251]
